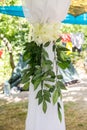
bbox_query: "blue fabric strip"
[0,6,24,17]
[0,6,87,25]
[62,13,87,25]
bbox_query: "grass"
[65,102,87,130]
[0,100,87,130]
[0,100,28,130]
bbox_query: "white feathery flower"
[29,23,61,45]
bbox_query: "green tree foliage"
[0,14,29,50]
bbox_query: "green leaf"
[32,78,41,90]
[36,90,42,99]
[43,100,47,113]
[22,81,30,91]
[42,60,52,70]
[43,64,52,70]
[53,89,58,104]
[58,102,61,109]
[22,72,30,83]
[48,71,55,78]
[56,81,66,90]
[44,42,50,47]
[44,83,52,88]
[58,61,70,69]
[42,48,49,58]
[32,73,42,83]
[58,90,62,99]
[45,60,52,65]
[49,85,55,93]
[56,37,61,42]
[58,110,62,122]
[38,96,43,105]
[45,78,55,82]
[60,52,66,61]
[44,95,51,103]
[43,90,51,97]
[41,75,47,81]
[53,44,56,52]
[57,75,63,79]
[35,67,42,74]
[57,103,62,122]
[60,51,69,61]
[56,45,69,51]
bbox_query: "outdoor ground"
[0,59,87,130]
[64,60,87,130]
[64,79,87,130]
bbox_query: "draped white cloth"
[21,1,70,130]
[22,0,70,24]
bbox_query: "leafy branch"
[22,39,71,121]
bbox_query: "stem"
[41,44,44,91]
[53,42,58,83]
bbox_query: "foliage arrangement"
[22,37,71,121]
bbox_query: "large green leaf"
[32,78,41,90]
[47,71,55,78]
[43,90,51,97]
[42,48,49,58]
[44,83,53,89]
[43,90,51,103]
[36,90,43,105]
[53,89,59,104]
[56,45,69,52]
[57,75,63,79]
[38,96,43,105]
[57,103,62,122]
[60,51,69,61]
[43,100,47,113]
[56,81,66,90]
[32,73,43,83]
[45,77,55,82]
[22,72,30,83]
[56,37,62,43]
[58,61,70,69]
[49,85,55,93]
[36,90,42,99]
[44,42,50,47]
[22,81,30,91]
[44,95,51,103]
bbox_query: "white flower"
[29,23,61,45]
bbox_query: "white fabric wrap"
[25,43,66,130]
[22,0,70,24]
